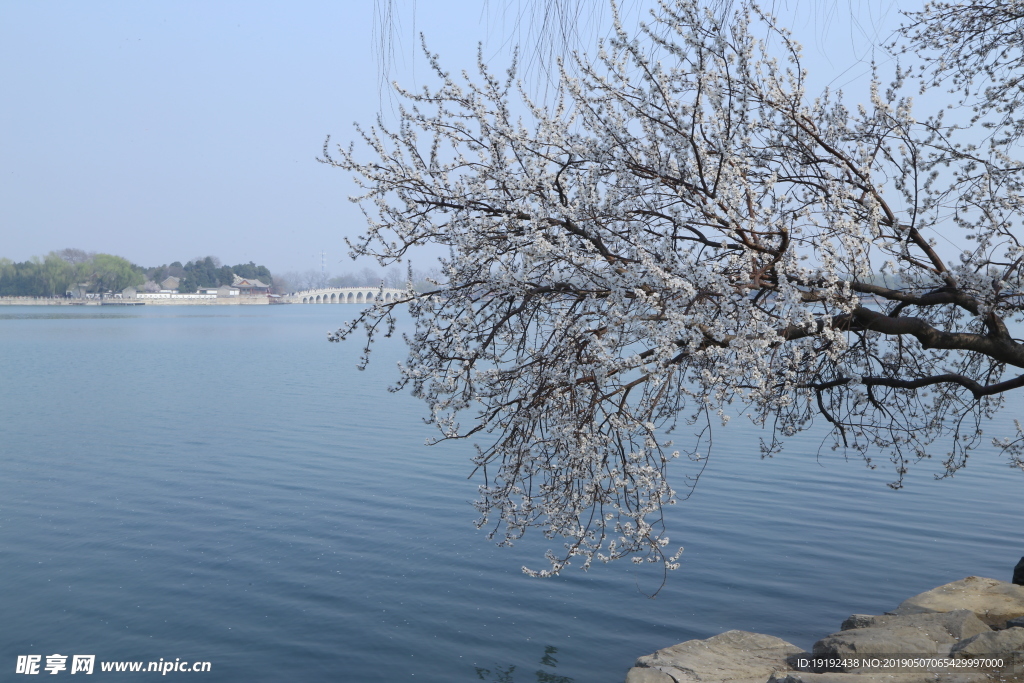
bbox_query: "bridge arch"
[287,287,405,304]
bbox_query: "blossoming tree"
[325,0,1024,578]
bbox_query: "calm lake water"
[0,305,1021,682]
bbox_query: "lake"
[0,305,1021,681]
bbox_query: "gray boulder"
[951,627,1024,659]
[813,611,990,668]
[890,577,1024,629]
[626,630,804,683]
[625,668,677,683]
[835,611,989,641]
[841,616,878,631]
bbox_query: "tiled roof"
[232,277,269,289]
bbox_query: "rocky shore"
[626,574,1024,683]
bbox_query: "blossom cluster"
[325,0,1024,577]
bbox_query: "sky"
[0,0,910,276]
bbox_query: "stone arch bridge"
[281,287,407,304]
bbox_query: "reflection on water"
[475,646,574,683]
[0,305,271,320]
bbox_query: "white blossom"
[325,1,1024,580]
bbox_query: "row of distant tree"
[0,249,277,297]
[153,256,273,293]
[0,248,448,298]
[0,251,142,297]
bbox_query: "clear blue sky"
[0,1,907,275]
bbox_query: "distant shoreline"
[0,296,273,306]
[0,287,407,306]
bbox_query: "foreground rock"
[890,577,1024,629]
[625,630,803,683]
[813,611,990,666]
[951,628,1024,659]
[627,577,1024,683]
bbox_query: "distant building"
[161,276,180,290]
[231,275,270,295]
